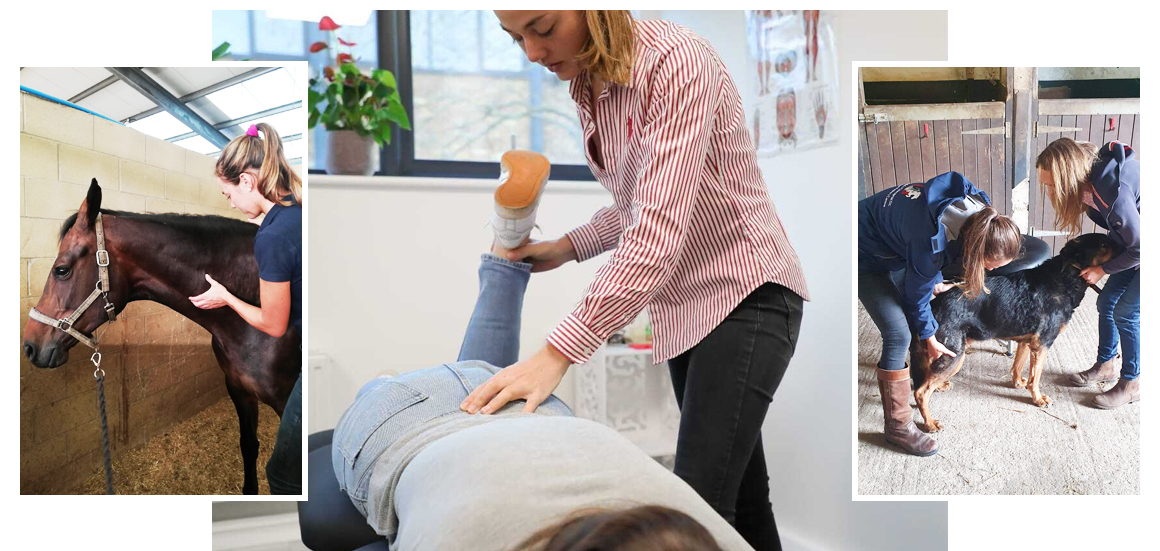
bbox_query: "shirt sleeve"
[902,235,943,341]
[255,232,295,283]
[548,43,720,364]
[1101,202,1140,274]
[565,206,624,262]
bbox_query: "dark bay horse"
[22,179,300,494]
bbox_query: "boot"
[1069,359,1118,386]
[878,368,938,456]
[1093,376,1140,409]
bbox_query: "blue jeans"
[267,373,302,494]
[331,255,572,515]
[1096,269,1141,380]
[858,270,910,371]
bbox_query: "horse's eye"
[52,266,71,279]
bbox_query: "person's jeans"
[668,282,803,551]
[858,270,910,371]
[267,373,302,495]
[1096,268,1141,380]
[331,255,572,515]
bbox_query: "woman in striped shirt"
[463,11,808,550]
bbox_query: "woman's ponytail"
[215,123,303,207]
[959,207,1021,299]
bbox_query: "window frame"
[312,10,594,180]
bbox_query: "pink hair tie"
[246,124,259,137]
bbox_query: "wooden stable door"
[1030,99,1141,254]
[860,102,1012,217]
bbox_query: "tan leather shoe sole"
[495,150,550,211]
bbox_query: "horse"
[22,179,300,494]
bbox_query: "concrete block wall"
[19,92,249,494]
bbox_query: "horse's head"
[23,179,122,368]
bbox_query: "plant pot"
[325,130,379,176]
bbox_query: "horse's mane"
[60,209,257,242]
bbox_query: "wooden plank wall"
[861,118,1009,217]
[1030,114,1142,254]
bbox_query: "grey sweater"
[366,411,753,551]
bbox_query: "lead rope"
[92,350,114,495]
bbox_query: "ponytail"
[215,122,303,207]
[959,207,1021,299]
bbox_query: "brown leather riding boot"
[1093,376,1140,409]
[1069,359,1119,386]
[878,368,939,456]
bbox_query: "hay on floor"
[74,397,280,495]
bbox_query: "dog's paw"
[934,381,953,392]
[1034,395,1053,408]
[926,419,943,432]
[1013,377,1028,389]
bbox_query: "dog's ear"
[76,178,102,230]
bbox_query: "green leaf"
[372,69,397,90]
[212,42,231,61]
[308,109,320,129]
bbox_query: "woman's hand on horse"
[460,345,571,415]
[504,236,577,273]
[925,335,957,361]
[1079,265,1106,285]
[189,274,232,309]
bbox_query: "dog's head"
[1058,233,1119,270]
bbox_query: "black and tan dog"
[912,233,1118,432]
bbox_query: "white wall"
[309,9,950,551]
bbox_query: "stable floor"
[857,287,1140,495]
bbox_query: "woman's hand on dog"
[932,282,956,296]
[1080,265,1106,285]
[925,336,957,361]
[460,344,571,414]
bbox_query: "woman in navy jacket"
[1038,139,1141,408]
[858,172,1039,456]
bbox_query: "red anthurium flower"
[319,16,340,31]
[337,37,357,47]
[336,53,354,65]
[324,66,335,81]
[309,41,328,53]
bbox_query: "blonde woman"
[190,122,304,493]
[458,11,809,549]
[1037,138,1140,408]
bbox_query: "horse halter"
[29,213,117,351]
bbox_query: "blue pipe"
[20,85,124,126]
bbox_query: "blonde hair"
[577,10,636,86]
[215,122,303,207]
[1035,137,1099,236]
[959,207,1022,299]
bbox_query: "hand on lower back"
[505,236,577,273]
[460,345,571,414]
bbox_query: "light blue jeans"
[331,255,573,515]
[1096,268,1141,380]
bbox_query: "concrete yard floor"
[857,287,1139,495]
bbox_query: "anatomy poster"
[746,10,838,156]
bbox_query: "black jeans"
[267,373,302,495]
[668,282,803,551]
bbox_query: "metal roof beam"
[164,101,301,142]
[123,67,279,123]
[69,74,121,103]
[107,67,231,148]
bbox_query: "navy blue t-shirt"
[255,196,302,331]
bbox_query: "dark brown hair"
[513,505,723,551]
[959,206,1022,298]
[215,122,303,206]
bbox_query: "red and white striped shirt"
[547,20,809,365]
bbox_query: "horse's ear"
[77,179,102,229]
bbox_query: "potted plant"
[307,16,411,175]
